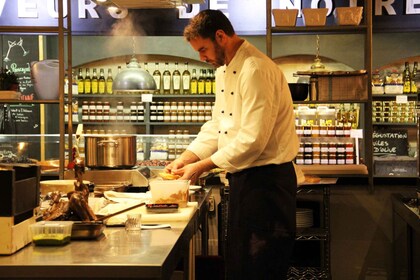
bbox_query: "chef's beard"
[208,41,225,68]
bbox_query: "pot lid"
[113,57,156,92]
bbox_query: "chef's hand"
[176,158,218,184]
[164,150,201,175]
[164,158,185,175]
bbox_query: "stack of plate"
[296,208,313,228]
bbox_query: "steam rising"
[108,13,146,55]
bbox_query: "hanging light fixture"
[310,35,326,71]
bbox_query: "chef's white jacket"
[187,40,299,173]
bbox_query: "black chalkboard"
[1,35,40,134]
[372,129,409,156]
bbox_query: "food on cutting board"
[159,172,181,180]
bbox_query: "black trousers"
[226,162,296,280]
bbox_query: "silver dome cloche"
[113,57,156,93]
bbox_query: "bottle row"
[148,62,216,95]
[372,100,417,124]
[372,61,419,94]
[295,141,355,165]
[67,62,217,96]
[294,103,360,131]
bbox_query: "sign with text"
[0,0,418,35]
[372,129,409,156]
[1,35,40,135]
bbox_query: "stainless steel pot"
[85,136,136,169]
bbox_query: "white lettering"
[79,0,99,19]
[406,0,420,14]
[47,0,68,18]
[179,4,200,19]
[375,0,396,15]
[278,0,302,16]
[209,0,229,17]
[0,0,6,16]
[18,0,38,18]
[310,0,333,15]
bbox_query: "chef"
[165,9,299,279]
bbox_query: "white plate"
[189,185,202,191]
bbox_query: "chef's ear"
[215,30,224,42]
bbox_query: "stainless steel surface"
[0,186,213,279]
[0,222,192,279]
[85,135,137,169]
[113,57,156,92]
[65,169,149,187]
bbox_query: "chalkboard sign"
[373,129,409,156]
[1,35,40,134]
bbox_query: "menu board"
[373,129,409,156]
[1,35,40,134]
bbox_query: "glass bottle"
[411,61,418,94]
[91,68,98,94]
[98,68,106,94]
[211,69,216,94]
[152,62,162,94]
[64,72,69,95]
[162,62,171,94]
[106,68,113,94]
[198,69,205,95]
[403,61,411,94]
[190,69,198,95]
[172,62,181,94]
[182,62,191,95]
[72,70,78,95]
[205,69,212,94]
[84,68,91,94]
[77,68,84,94]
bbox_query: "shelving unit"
[0,0,71,179]
[265,0,373,190]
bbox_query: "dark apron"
[226,162,296,280]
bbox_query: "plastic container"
[30,221,74,246]
[149,179,189,207]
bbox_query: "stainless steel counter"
[0,187,213,279]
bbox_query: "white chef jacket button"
[218,131,221,134]
[231,92,234,95]
[224,131,228,134]
[221,89,224,92]
[233,71,237,74]
[221,110,224,113]
[229,113,232,116]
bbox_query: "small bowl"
[272,9,298,27]
[288,83,309,101]
[149,179,189,208]
[302,8,328,26]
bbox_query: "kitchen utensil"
[85,135,136,168]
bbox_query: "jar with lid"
[296,125,304,137]
[328,153,337,165]
[205,111,212,121]
[124,108,131,122]
[96,110,103,122]
[191,102,198,112]
[337,153,345,165]
[327,125,336,137]
[303,125,312,137]
[89,111,97,122]
[164,111,171,122]
[304,154,313,165]
[198,102,205,110]
[191,111,198,122]
[170,101,178,111]
[295,153,304,165]
[184,102,192,111]
[312,154,320,165]
[82,101,89,111]
[170,111,178,122]
[184,111,192,122]
[346,153,354,164]
[177,111,185,122]
[103,108,110,122]
[177,102,185,112]
[82,109,89,122]
[198,110,205,122]
[304,142,313,153]
[320,153,329,165]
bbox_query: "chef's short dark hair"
[184,9,235,42]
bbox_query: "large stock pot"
[85,135,136,169]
